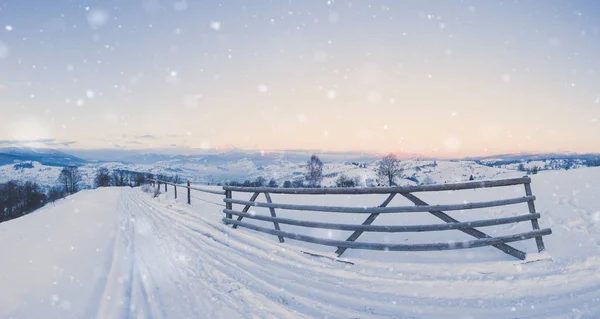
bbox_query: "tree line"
[93,167,160,188]
[0,165,156,224]
[224,153,406,188]
[0,181,62,223]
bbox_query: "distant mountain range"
[0,147,87,167]
[465,152,600,162]
[1,147,599,168]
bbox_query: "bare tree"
[94,167,112,187]
[58,166,82,194]
[376,154,402,186]
[112,170,128,186]
[58,167,69,193]
[305,155,323,187]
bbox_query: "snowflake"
[210,21,221,31]
[258,83,268,93]
[326,89,336,100]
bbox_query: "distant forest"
[0,166,158,224]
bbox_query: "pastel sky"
[0,0,599,157]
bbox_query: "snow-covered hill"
[1,168,600,318]
[0,158,518,190]
[1,148,597,191]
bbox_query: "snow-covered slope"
[1,168,600,318]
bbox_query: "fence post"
[187,180,191,205]
[225,189,233,221]
[524,178,546,252]
[174,185,177,199]
[164,182,167,192]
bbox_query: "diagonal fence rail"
[222,176,551,260]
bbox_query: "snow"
[1,168,600,318]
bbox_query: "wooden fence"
[221,176,551,259]
[147,179,225,205]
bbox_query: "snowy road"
[2,169,600,318]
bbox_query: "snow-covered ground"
[1,168,600,318]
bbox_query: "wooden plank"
[223,209,541,232]
[400,192,527,260]
[232,192,260,229]
[224,195,535,214]
[264,192,284,243]
[223,177,531,194]
[223,218,552,252]
[335,193,396,256]
[525,182,546,252]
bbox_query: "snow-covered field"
[1,168,600,318]
[0,158,519,190]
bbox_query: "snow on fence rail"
[221,176,552,259]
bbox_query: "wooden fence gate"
[222,176,551,259]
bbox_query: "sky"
[0,0,599,158]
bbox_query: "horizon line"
[1,144,598,161]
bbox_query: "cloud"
[126,141,143,145]
[0,138,77,147]
[59,141,78,147]
[134,135,157,139]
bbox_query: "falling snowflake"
[87,9,109,29]
[258,83,268,93]
[210,21,221,30]
[5,25,13,31]
[326,89,336,100]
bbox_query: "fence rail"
[223,195,535,214]
[224,219,551,252]
[221,176,551,260]
[147,179,224,205]
[222,176,531,194]
[222,209,541,232]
